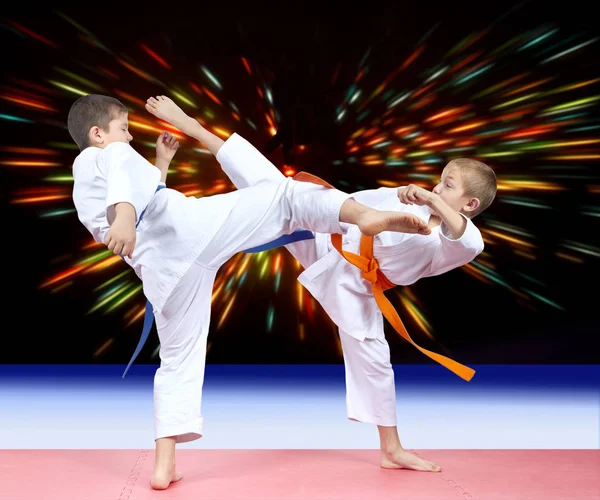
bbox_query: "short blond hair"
[448,158,497,217]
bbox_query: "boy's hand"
[104,205,137,258]
[398,184,435,206]
[156,131,179,163]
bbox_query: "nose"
[127,132,133,142]
[432,184,441,194]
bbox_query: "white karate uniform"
[72,133,350,442]
[218,153,484,427]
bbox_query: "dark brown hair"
[67,94,127,150]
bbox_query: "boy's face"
[431,164,479,216]
[89,111,133,148]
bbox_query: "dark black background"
[1,1,598,365]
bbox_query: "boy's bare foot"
[357,210,431,237]
[151,437,181,490]
[146,95,195,134]
[150,462,183,490]
[381,449,441,472]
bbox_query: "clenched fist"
[156,131,179,163]
[104,204,137,258]
[397,184,434,206]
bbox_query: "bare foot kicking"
[381,449,441,472]
[146,95,194,134]
[150,463,184,490]
[358,210,431,237]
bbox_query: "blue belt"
[120,185,315,378]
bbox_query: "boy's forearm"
[428,195,467,239]
[114,202,137,224]
[155,159,169,183]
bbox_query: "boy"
[145,95,496,474]
[68,94,432,489]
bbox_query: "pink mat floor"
[1,449,598,499]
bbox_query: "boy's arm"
[155,158,168,184]
[105,202,137,258]
[427,194,467,240]
[428,204,484,277]
[427,216,484,277]
[398,185,466,239]
[102,142,161,257]
[154,158,169,184]
[397,184,483,276]
[154,131,180,184]
[103,142,161,224]
[348,186,401,208]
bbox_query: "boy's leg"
[204,112,436,469]
[217,130,286,189]
[199,141,430,269]
[195,175,345,269]
[210,115,432,466]
[338,328,442,472]
[208,130,326,270]
[146,96,430,267]
[150,261,217,489]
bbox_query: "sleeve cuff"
[439,212,470,241]
[215,132,242,165]
[439,213,484,254]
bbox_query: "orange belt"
[294,171,476,382]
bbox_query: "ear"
[88,126,103,146]
[462,197,480,215]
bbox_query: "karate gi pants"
[152,136,350,443]
[217,140,398,428]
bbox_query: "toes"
[412,216,425,227]
[426,461,440,471]
[148,97,159,105]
